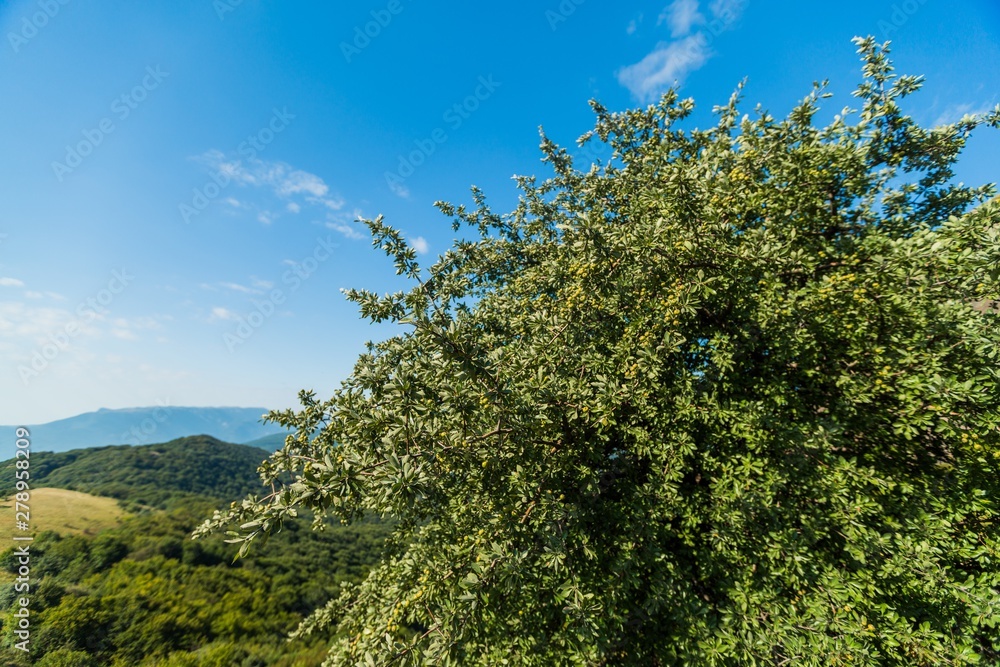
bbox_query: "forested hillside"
[0,440,389,666]
[0,436,271,510]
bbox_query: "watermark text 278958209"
[11,427,33,654]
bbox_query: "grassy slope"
[0,487,127,542]
[0,487,128,585]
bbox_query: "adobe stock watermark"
[51,66,169,182]
[877,0,930,38]
[223,235,337,352]
[704,3,743,40]
[120,399,171,445]
[179,107,295,224]
[7,0,71,54]
[341,0,406,63]
[546,0,586,31]
[10,427,32,654]
[574,137,613,168]
[17,269,134,385]
[214,0,244,20]
[384,75,502,197]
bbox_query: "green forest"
[0,437,390,666]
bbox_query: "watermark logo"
[877,0,930,38]
[214,0,245,20]
[384,75,501,197]
[17,269,134,385]
[223,236,337,352]
[10,426,33,653]
[341,0,406,62]
[119,399,172,445]
[51,66,169,182]
[179,107,295,224]
[7,0,71,53]
[546,0,586,31]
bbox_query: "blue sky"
[1,0,998,424]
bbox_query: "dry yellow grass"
[0,487,127,543]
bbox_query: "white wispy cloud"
[660,0,703,37]
[195,152,346,218]
[933,101,997,126]
[409,236,429,254]
[326,208,366,240]
[619,0,745,101]
[327,221,365,241]
[23,290,65,300]
[618,33,709,101]
[210,307,240,322]
[313,196,346,210]
[387,178,410,199]
[204,280,276,296]
[0,277,25,287]
[626,13,644,35]
[0,302,96,340]
[100,315,164,343]
[0,302,168,367]
[273,169,329,198]
[219,282,264,295]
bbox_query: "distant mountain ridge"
[242,431,291,451]
[0,406,289,453]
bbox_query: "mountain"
[0,435,273,509]
[243,431,291,451]
[0,406,289,453]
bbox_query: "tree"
[196,38,1000,665]
[34,650,98,667]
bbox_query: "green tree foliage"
[198,39,1000,665]
[34,649,99,667]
